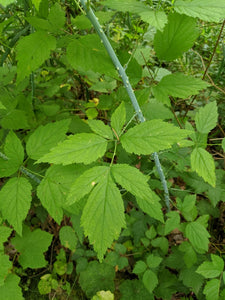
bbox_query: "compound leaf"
[88,119,113,139]
[196,254,224,278]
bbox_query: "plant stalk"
[79,0,170,211]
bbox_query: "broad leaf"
[133,261,147,274]
[147,254,163,269]
[196,254,224,278]
[47,3,65,33]
[120,120,189,155]
[66,166,109,206]
[81,171,126,261]
[185,221,210,253]
[37,133,108,165]
[59,226,78,252]
[179,266,204,295]
[191,147,216,187]
[26,119,71,160]
[16,31,56,83]
[11,226,53,269]
[174,0,225,22]
[143,269,158,293]
[0,274,24,300]
[0,177,32,235]
[111,164,163,222]
[67,34,116,77]
[111,102,126,137]
[164,211,180,235]
[88,119,113,139]
[154,13,199,61]
[0,253,12,286]
[203,279,220,300]
[0,131,24,178]
[139,11,167,31]
[195,101,218,134]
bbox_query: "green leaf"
[119,280,152,300]
[0,226,13,251]
[120,120,189,155]
[143,269,158,293]
[154,12,199,61]
[0,177,32,235]
[203,279,220,300]
[11,226,53,269]
[88,120,113,139]
[152,73,208,105]
[102,0,148,13]
[165,211,180,235]
[174,0,225,22]
[177,194,198,222]
[179,242,197,268]
[0,274,24,300]
[26,119,71,160]
[147,254,163,269]
[151,237,169,254]
[185,221,210,253]
[0,101,6,109]
[59,226,78,252]
[179,266,204,295]
[195,101,218,134]
[111,164,163,222]
[16,31,56,83]
[0,253,12,286]
[111,102,126,137]
[37,133,108,165]
[191,147,216,187]
[67,34,116,77]
[37,165,86,223]
[133,261,147,274]
[66,166,109,206]
[196,254,224,278]
[81,170,125,261]
[1,109,28,130]
[47,3,65,33]
[92,290,114,300]
[139,11,167,31]
[31,0,42,10]
[0,131,24,178]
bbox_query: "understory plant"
[0,0,225,299]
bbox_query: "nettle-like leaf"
[154,12,199,61]
[26,119,71,160]
[196,254,224,278]
[111,164,164,222]
[120,120,189,155]
[47,3,65,33]
[152,73,209,106]
[67,34,116,77]
[81,169,126,261]
[0,177,32,235]
[0,131,24,178]
[174,0,225,22]
[37,133,108,165]
[0,274,23,300]
[185,221,210,253]
[195,101,218,134]
[139,11,167,32]
[191,147,216,187]
[16,31,56,83]
[11,226,53,269]
[111,101,126,137]
[87,119,113,139]
[203,279,220,300]
[143,269,158,294]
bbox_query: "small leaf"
[0,253,12,286]
[191,147,216,187]
[195,101,218,134]
[81,171,125,261]
[111,102,126,136]
[37,133,108,165]
[196,254,224,278]
[120,120,189,155]
[11,226,53,269]
[0,177,32,235]
[185,221,210,253]
[140,10,167,31]
[154,12,199,61]
[142,269,158,293]
[59,226,78,252]
[165,211,180,235]
[88,119,113,139]
[133,261,147,274]
[146,254,163,269]
[203,279,220,300]
[26,119,71,160]
[47,3,65,33]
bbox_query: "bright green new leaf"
[111,102,126,137]
[16,31,56,83]
[196,254,224,278]
[37,133,108,165]
[174,0,225,22]
[26,119,71,160]
[11,226,53,269]
[0,177,32,235]
[185,221,210,253]
[133,261,147,274]
[191,147,216,187]
[31,0,41,10]
[0,131,24,178]
[66,166,109,206]
[47,3,65,33]
[120,120,189,155]
[81,171,126,261]
[195,101,218,134]
[37,165,86,223]
[59,226,78,252]
[152,73,208,106]
[203,279,220,300]
[0,101,6,109]
[139,11,167,31]
[1,109,28,130]
[0,274,24,300]
[0,0,15,6]
[154,13,199,61]
[0,253,12,286]
[143,269,158,293]
[111,164,163,222]
[88,120,113,139]
[165,211,180,235]
[67,34,116,77]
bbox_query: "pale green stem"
[79,0,170,211]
